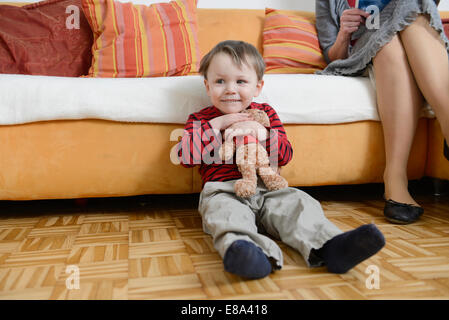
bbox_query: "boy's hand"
[209,113,252,131]
[224,120,269,142]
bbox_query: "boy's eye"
[215,79,224,84]
[237,80,247,84]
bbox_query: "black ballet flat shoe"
[384,199,423,224]
[444,139,449,161]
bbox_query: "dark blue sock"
[223,240,272,279]
[314,224,385,274]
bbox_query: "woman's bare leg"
[399,14,449,141]
[373,34,424,206]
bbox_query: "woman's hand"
[328,8,370,61]
[339,8,370,38]
[224,120,269,142]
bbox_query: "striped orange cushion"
[263,8,327,74]
[81,0,200,78]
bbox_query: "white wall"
[438,0,449,9]
[4,0,449,11]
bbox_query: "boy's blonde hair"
[199,40,265,81]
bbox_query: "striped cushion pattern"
[263,8,327,74]
[81,0,200,77]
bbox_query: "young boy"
[176,40,385,279]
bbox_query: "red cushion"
[0,0,93,76]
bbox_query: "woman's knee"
[373,34,407,68]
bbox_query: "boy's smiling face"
[204,52,264,114]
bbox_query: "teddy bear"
[218,108,289,198]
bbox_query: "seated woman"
[315,0,449,224]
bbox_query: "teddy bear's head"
[242,109,270,127]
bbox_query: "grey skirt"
[316,0,449,76]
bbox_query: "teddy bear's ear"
[256,111,270,127]
[262,115,270,127]
[243,109,270,127]
[244,109,261,118]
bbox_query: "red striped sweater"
[176,102,293,185]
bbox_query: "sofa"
[0,0,448,201]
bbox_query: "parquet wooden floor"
[0,181,449,300]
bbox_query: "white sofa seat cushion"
[0,73,433,126]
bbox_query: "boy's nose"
[225,83,237,93]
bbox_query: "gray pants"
[198,179,343,269]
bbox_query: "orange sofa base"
[0,119,427,200]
